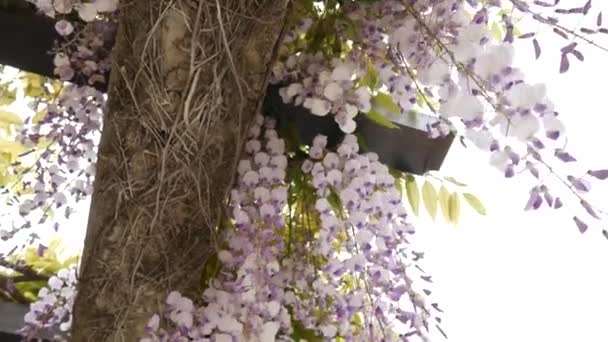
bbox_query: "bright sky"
[2,2,608,341]
[419,3,608,341]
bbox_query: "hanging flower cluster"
[16,0,605,242]
[270,0,608,234]
[19,125,439,341]
[141,115,293,341]
[29,0,118,86]
[275,2,553,145]
[0,84,104,241]
[294,134,443,340]
[272,54,373,133]
[9,0,608,341]
[1,0,113,240]
[19,266,78,342]
[140,127,441,341]
[14,115,435,341]
[271,0,565,175]
[30,0,119,19]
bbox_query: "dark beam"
[0,10,110,92]
[0,301,27,335]
[0,301,52,341]
[0,11,58,78]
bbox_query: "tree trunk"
[71,1,289,341]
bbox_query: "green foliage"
[284,0,350,57]
[365,109,398,129]
[462,193,487,216]
[405,174,420,216]
[438,185,450,222]
[491,21,503,41]
[18,239,79,274]
[0,87,16,106]
[0,69,63,189]
[372,92,401,113]
[358,59,381,90]
[392,171,487,226]
[201,251,221,289]
[281,0,394,60]
[0,109,21,125]
[292,319,324,342]
[422,180,438,220]
[444,176,467,187]
[448,192,461,225]
[287,161,323,257]
[1,239,79,303]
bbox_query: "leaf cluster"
[393,171,487,225]
[0,238,78,304]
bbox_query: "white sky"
[419,3,608,341]
[2,2,608,341]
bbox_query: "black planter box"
[357,111,454,175]
[263,84,345,148]
[263,84,453,174]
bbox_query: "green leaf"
[202,252,221,284]
[372,92,400,113]
[359,58,380,90]
[513,24,522,38]
[292,320,323,342]
[327,190,342,212]
[422,180,438,220]
[463,193,487,215]
[350,312,365,335]
[497,9,511,17]
[337,17,357,41]
[0,141,28,161]
[0,109,22,125]
[405,174,420,216]
[448,192,461,225]
[61,255,80,268]
[0,88,16,106]
[21,73,45,98]
[416,93,426,108]
[491,22,503,41]
[366,109,398,129]
[438,185,450,222]
[444,176,467,187]
[355,132,369,152]
[32,110,47,124]
[393,173,405,197]
[331,35,342,54]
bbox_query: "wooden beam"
[0,331,24,342]
[0,11,57,78]
[0,10,110,92]
[0,301,53,341]
[0,301,27,334]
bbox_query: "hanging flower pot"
[357,110,455,175]
[263,84,345,148]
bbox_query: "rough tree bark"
[71,1,290,341]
